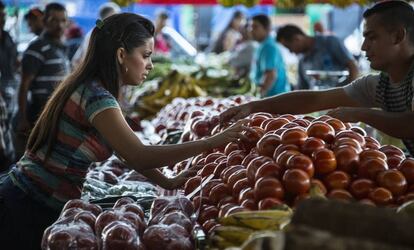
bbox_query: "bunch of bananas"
[111,0,135,7]
[209,209,292,249]
[218,0,260,8]
[136,70,207,118]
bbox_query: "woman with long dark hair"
[0,13,247,249]
[212,10,245,54]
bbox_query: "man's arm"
[260,70,276,96]
[17,73,35,132]
[252,87,360,115]
[329,107,414,139]
[344,60,359,84]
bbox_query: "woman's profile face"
[120,38,154,85]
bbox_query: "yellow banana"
[219,210,291,230]
[212,225,253,246]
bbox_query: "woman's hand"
[208,119,251,148]
[220,103,253,124]
[167,168,198,190]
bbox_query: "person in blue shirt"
[277,24,359,90]
[250,14,290,97]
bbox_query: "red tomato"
[387,155,404,169]
[201,179,222,196]
[281,127,308,146]
[254,177,284,202]
[358,158,388,180]
[335,130,366,147]
[198,206,219,225]
[306,121,335,143]
[334,146,360,174]
[273,144,300,160]
[312,148,337,175]
[279,114,296,121]
[286,154,315,177]
[241,199,258,210]
[291,118,311,128]
[240,126,265,150]
[282,169,311,195]
[198,162,218,177]
[323,171,351,190]
[221,165,244,183]
[217,196,237,209]
[238,187,255,203]
[379,145,405,159]
[327,189,353,202]
[209,183,231,205]
[192,196,210,210]
[399,158,414,184]
[249,116,267,127]
[275,150,301,168]
[246,156,272,186]
[227,169,247,190]
[364,136,381,149]
[192,120,210,137]
[232,178,250,199]
[202,219,217,235]
[325,118,346,132]
[256,134,281,157]
[274,128,287,136]
[301,137,326,156]
[184,176,202,196]
[258,197,283,210]
[205,153,225,165]
[376,169,408,196]
[241,152,260,167]
[227,150,246,167]
[224,142,240,155]
[282,122,300,129]
[213,161,228,179]
[350,126,367,136]
[349,178,376,199]
[255,161,283,182]
[369,187,393,206]
[264,118,289,132]
[218,203,238,218]
[311,179,327,195]
[314,115,331,122]
[333,138,363,153]
[359,149,387,163]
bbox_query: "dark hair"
[28,13,155,158]
[276,24,305,42]
[363,0,414,44]
[24,7,43,20]
[44,2,66,21]
[252,14,271,30]
[212,10,244,53]
[0,1,5,9]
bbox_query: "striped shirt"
[10,81,119,209]
[344,66,414,156]
[22,33,70,99]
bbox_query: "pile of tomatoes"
[181,112,414,234]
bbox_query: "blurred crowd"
[0,0,360,170]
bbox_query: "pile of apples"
[180,112,414,234]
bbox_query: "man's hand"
[327,107,360,123]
